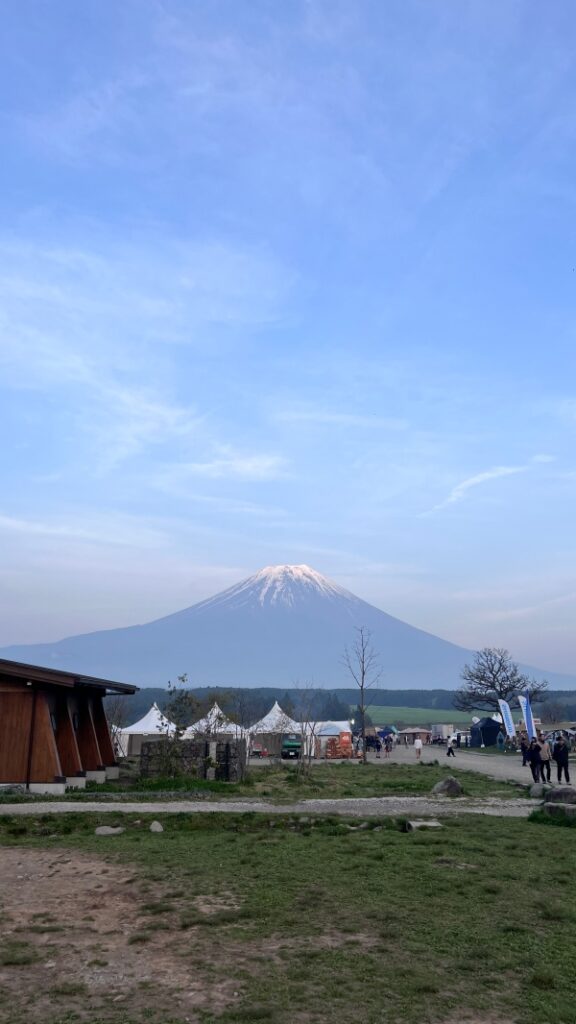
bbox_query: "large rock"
[432,776,463,797]
[530,783,553,799]
[94,825,125,836]
[541,803,576,819]
[544,787,576,805]
[149,821,164,833]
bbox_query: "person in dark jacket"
[553,736,571,784]
[520,736,529,766]
[527,739,544,783]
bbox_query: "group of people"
[521,734,571,784]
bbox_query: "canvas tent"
[248,701,302,757]
[115,702,176,757]
[183,703,245,739]
[315,720,352,737]
[249,701,301,735]
[470,717,503,748]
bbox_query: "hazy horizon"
[1,2,576,674]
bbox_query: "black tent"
[470,717,503,748]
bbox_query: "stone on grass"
[431,776,463,797]
[403,820,442,832]
[529,783,553,799]
[95,826,125,836]
[149,820,164,833]
[541,803,576,819]
[544,786,576,805]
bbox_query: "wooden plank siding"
[0,690,62,783]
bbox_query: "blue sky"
[1,0,576,674]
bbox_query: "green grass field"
[0,763,518,805]
[0,808,574,1024]
[359,704,471,725]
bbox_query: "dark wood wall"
[0,681,118,784]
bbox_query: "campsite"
[1,664,576,1024]
[0,800,575,1024]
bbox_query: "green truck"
[281,733,302,759]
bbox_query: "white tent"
[182,702,245,739]
[115,702,176,757]
[249,701,301,735]
[315,720,352,737]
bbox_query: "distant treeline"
[106,685,576,728]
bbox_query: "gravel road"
[0,795,539,818]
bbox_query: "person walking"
[446,736,456,758]
[414,736,423,760]
[520,736,529,766]
[538,735,552,783]
[553,736,571,784]
[526,738,545,783]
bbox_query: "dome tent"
[115,702,176,757]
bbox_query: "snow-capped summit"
[195,563,357,612]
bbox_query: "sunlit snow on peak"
[196,563,357,611]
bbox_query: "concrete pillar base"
[28,782,67,796]
[85,770,107,784]
[105,765,120,781]
[66,776,87,789]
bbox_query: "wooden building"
[0,659,138,795]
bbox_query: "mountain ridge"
[1,564,573,689]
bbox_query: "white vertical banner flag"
[517,694,536,739]
[497,699,516,738]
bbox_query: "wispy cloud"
[0,511,167,549]
[420,453,561,517]
[152,451,288,485]
[0,235,292,471]
[420,465,527,516]
[276,409,408,430]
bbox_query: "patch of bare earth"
[0,848,241,1023]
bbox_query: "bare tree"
[292,682,324,777]
[105,694,129,757]
[453,648,548,719]
[342,628,381,764]
[154,674,199,778]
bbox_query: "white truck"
[430,723,455,744]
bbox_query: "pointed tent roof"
[249,701,301,734]
[122,702,176,736]
[183,702,244,738]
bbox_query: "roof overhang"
[0,658,139,695]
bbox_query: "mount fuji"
[0,564,567,689]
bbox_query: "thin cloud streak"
[420,465,527,517]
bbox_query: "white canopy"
[315,720,352,736]
[115,702,176,756]
[183,702,245,739]
[249,701,301,735]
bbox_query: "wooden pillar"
[53,697,83,777]
[0,690,34,783]
[75,697,103,771]
[28,692,63,783]
[91,695,116,766]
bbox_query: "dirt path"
[0,848,242,1023]
[0,795,539,818]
